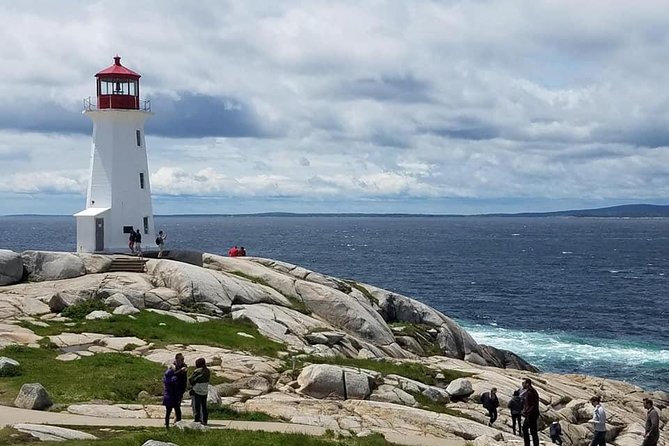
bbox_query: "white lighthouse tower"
[74,56,155,253]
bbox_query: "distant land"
[3,204,669,218]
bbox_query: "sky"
[1,0,668,215]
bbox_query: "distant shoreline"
[3,204,669,218]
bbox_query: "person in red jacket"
[521,378,540,446]
[228,245,239,257]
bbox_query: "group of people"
[127,229,144,257]
[127,229,167,258]
[480,379,662,446]
[227,245,246,257]
[162,353,211,427]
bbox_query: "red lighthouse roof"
[95,55,141,78]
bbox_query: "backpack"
[156,236,162,246]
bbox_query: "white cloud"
[0,0,668,214]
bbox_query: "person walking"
[189,357,211,425]
[481,387,500,426]
[521,378,540,446]
[508,389,523,435]
[589,395,607,446]
[550,421,563,445]
[642,398,660,446]
[156,230,167,258]
[134,229,143,259]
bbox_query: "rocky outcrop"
[21,251,86,282]
[13,424,97,441]
[0,250,23,286]
[14,383,53,410]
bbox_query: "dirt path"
[0,405,464,446]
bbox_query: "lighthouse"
[74,56,155,253]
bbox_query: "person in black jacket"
[508,390,523,435]
[521,378,540,446]
[550,420,563,445]
[481,387,500,426]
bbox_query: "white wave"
[463,324,669,366]
[562,251,573,255]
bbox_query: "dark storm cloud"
[146,92,268,138]
[0,101,88,135]
[336,75,433,103]
[0,92,267,139]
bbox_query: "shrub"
[61,299,109,320]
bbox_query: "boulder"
[13,424,97,441]
[75,253,112,274]
[296,364,373,400]
[478,344,539,372]
[0,356,20,375]
[21,251,86,282]
[104,292,133,308]
[370,384,417,406]
[142,441,180,446]
[146,261,233,312]
[144,288,179,310]
[48,292,87,313]
[422,386,450,404]
[0,249,23,285]
[446,378,473,399]
[14,383,53,410]
[85,310,112,320]
[113,304,140,315]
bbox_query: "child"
[550,420,563,445]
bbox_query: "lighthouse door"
[95,218,104,251]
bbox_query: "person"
[189,357,211,425]
[480,387,500,426]
[156,230,167,258]
[228,245,239,257]
[134,229,143,259]
[642,398,660,446]
[521,378,540,446]
[128,230,136,253]
[589,395,607,446]
[550,421,563,445]
[238,246,246,256]
[172,353,188,404]
[508,389,523,436]
[162,360,186,428]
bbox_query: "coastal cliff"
[0,249,666,445]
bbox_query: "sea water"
[1,215,667,391]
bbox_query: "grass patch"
[388,323,445,356]
[0,426,401,446]
[21,310,285,358]
[208,406,278,422]
[344,281,378,305]
[0,345,164,405]
[297,356,471,386]
[61,300,109,320]
[410,391,477,420]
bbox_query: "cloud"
[1,1,669,214]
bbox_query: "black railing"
[83,97,151,112]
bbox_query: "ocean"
[1,215,667,391]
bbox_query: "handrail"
[83,96,151,112]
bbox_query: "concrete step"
[108,257,147,273]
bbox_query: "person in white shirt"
[589,395,607,446]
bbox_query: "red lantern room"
[95,55,141,110]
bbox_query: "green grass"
[0,345,164,405]
[61,300,110,320]
[0,426,400,446]
[388,323,444,356]
[344,281,378,306]
[410,391,477,420]
[208,406,278,422]
[296,356,471,386]
[20,310,285,357]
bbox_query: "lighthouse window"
[139,172,145,189]
[143,217,149,234]
[136,130,142,147]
